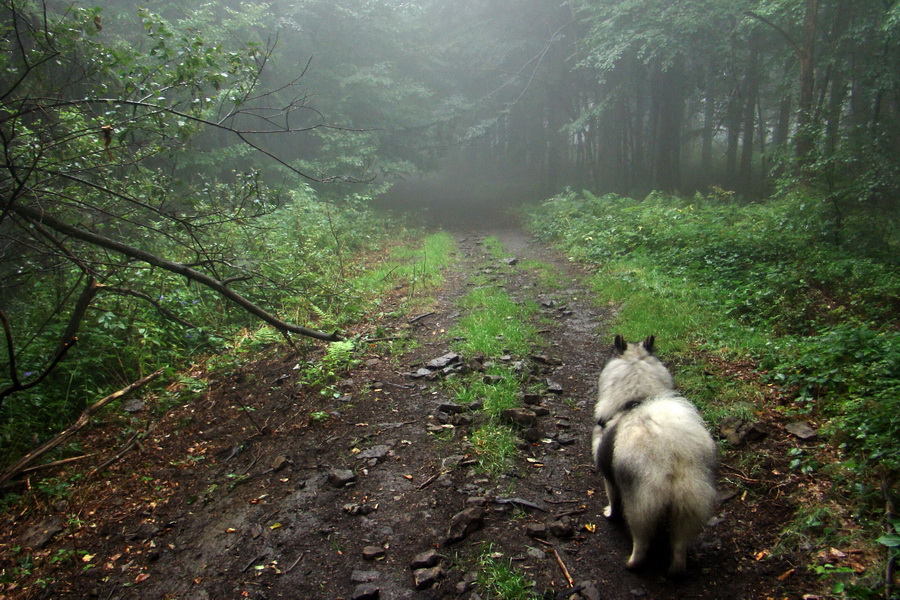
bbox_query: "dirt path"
[1,228,814,599]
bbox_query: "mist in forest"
[375,156,552,229]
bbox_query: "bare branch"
[10,203,341,342]
[0,368,165,487]
[100,286,201,331]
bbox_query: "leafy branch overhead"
[1,0,352,411]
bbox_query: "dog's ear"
[642,335,656,353]
[614,334,627,354]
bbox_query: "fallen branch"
[408,311,435,324]
[87,432,142,479]
[0,368,165,487]
[551,547,575,587]
[20,454,94,474]
[884,473,896,600]
[12,204,340,342]
[285,551,306,574]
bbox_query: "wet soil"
[1,227,821,599]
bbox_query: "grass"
[349,231,456,311]
[452,286,539,357]
[443,240,543,477]
[473,542,539,600]
[584,256,765,420]
[520,258,567,290]
[469,424,521,476]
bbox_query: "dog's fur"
[591,335,718,576]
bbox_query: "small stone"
[546,379,564,394]
[21,516,65,549]
[522,428,542,443]
[482,374,503,385]
[530,354,561,366]
[362,546,386,560]
[343,503,378,516]
[351,570,380,583]
[327,468,356,488]
[410,368,435,379]
[413,565,444,590]
[525,522,548,539]
[442,455,465,469]
[548,516,575,539]
[350,583,380,600]
[410,549,440,570]
[719,417,767,446]
[502,257,519,266]
[439,402,466,414]
[555,434,577,447]
[785,421,818,440]
[122,398,145,413]
[579,581,601,600]
[444,506,485,545]
[521,393,543,406]
[500,408,537,428]
[427,353,461,369]
[357,445,390,462]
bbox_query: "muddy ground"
[1,227,823,599]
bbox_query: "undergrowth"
[0,209,452,472]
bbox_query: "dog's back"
[609,392,718,574]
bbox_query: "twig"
[492,496,547,512]
[379,381,413,390]
[88,432,141,478]
[20,454,94,474]
[417,470,446,490]
[408,311,435,324]
[551,547,575,587]
[554,507,587,519]
[241,552,269,573]
[286,551,306,574]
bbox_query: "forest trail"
[1,227,814,600]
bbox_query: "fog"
[374,155,553,229]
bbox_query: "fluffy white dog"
[592,335,718,576]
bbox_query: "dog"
[591,335,718,576]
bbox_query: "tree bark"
[795,0,820,166]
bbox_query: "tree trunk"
[795,0,819,167]
[739,33,761,192]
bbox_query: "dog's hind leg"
[666,504,704,576]
[624,499,662,570]
[625,517,655,570]
[602,477,623,521]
